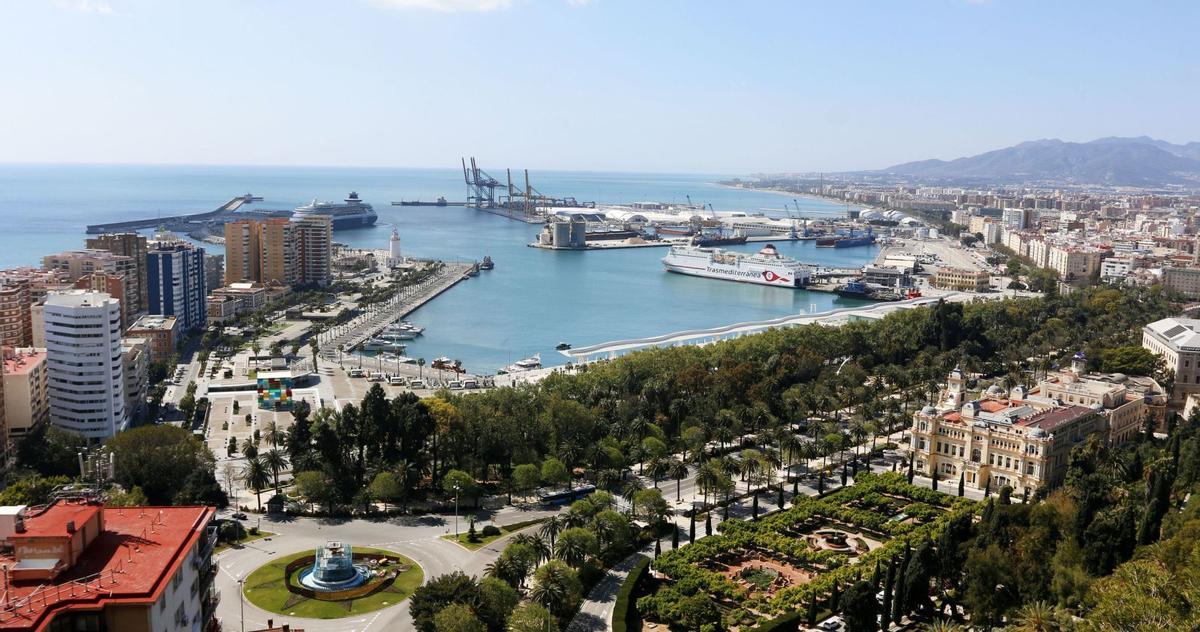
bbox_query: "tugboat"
[555,342,572,351]
[479,256,495,270]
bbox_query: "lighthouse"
[388,228,402,267]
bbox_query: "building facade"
[121,337,149,425]
[42,250,139,316]
[1162,266,1200,300]
[933,266,990,292]
[146,242,207,332]
[84,233,149,309]
[44,291,127,439]
[126,315,180,363]
[1143,317,1200,404]
[224,220,262,286]
[0,279,33,348]
[293,214,332,286]
[2,349,49,440]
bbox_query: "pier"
[85,194,262,234]
[317,261,476,357]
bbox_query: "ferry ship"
[292,192,378,230]
[661,243,812,288]
[499,354,542,374]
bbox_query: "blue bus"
[536,484,597,505]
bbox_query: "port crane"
[462,157,501,208]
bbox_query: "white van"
[348,368,365,378]
[462,379,479,389]
[408,378,426,389]
[368,372,385,382]
[389,375,406,386]
[447,380,464,390]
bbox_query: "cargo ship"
[292,192,378,230]
[816,227,876,248]
[661,242,812,288]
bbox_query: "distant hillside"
[881,137,1200,186]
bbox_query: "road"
[215,505,560,632]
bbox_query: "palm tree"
[666,459,690,502]
[262,420,281,448]
[647,458,669,489]
[539,516,564,548]
[417,357,426,378]
[262,448,288,492]
[554,535,591,568]
[511,533,551,563]
[738,450,762,494]
[922,621,966,632]
[530,561,576,617]
[621,479,645,515]
[695,460,722,507]
[1009,601,1063,632]
[241,457,272,512]
[485,554,524,589]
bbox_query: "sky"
[0,0,1197,174]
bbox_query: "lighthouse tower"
[388,228,403,267]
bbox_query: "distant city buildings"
[932,267,990,292]
[85,232,149,308]
[44,291,127,440]
[126,314,180,363]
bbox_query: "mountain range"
[880,136,1200,187]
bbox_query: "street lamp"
[238,577,245,632]
[453,484,461,538]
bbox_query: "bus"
[536,484,597,505]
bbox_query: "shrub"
[613,556,651,632]
[481,525,502,537]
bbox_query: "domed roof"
[986,384,1004,396]
[921,405,937,416]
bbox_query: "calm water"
[0,164,878,373]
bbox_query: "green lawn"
[214,530,275,554]
[242,547,423,619]
[440,518,546,551]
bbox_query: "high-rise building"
[85,233,149,309]
[72,271,131,329]
[44,291,126,439]
[121,337,149,425]
[0,278,33,348]
[42,250,139,315]
[259,219,299,286]
[224,220,262,285]
[294,214,332,286]
[146,241,207,332]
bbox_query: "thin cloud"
[53,0,114,13]
[368,0,513,11]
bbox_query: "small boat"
[363,338,407,352]
[555,342,572,351]
[479,256,494,270]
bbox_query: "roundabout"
[242,545,424,619]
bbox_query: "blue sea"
[0,164,879,373]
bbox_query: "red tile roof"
[1018,405,1095,432]
[0,504,215,631]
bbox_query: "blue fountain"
[297,541,370,591]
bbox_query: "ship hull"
[329,214,378,230]
[662,261,808,288]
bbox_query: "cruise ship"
[662,243,812,288]
[292,192,378,230]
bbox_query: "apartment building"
[72,271,132,329]
[224,220,262,285]
[294,214,332,286]
[42,250,139,316]
[146,241,207,332]
[2,349,49,439]
[1143,317,1200,404]
[126,315,180,363]
[0,279,33,348]
[0,502,218,632]
[44,291,126,439]
[1162,266,1200,299]
[1047,244,1102,280]
[84,233,149,309]
[122,337,149,425]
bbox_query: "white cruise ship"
[292,192,378,230]
[661,243,812,288]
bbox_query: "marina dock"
[317,261,476,357]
